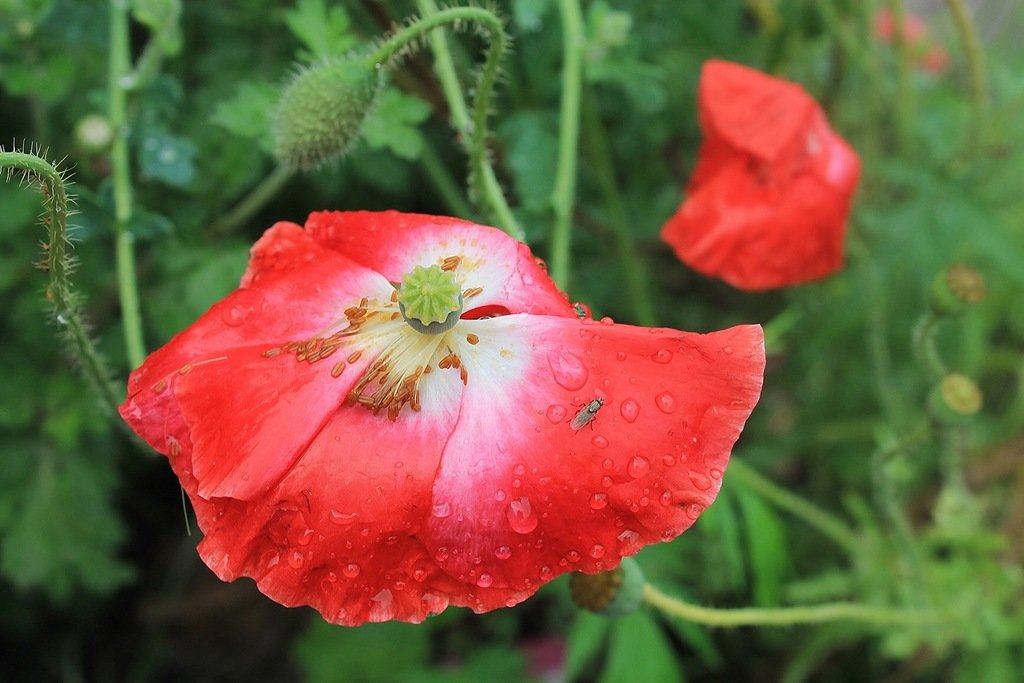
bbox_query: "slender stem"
[580,87,656,325]
[644,584,939,627]
[911,312,946,379]
[109,0,146,369]
[418,142,475,219]
[549,0,584,290]
[945,0,988,134]
[387,1,523,239]
[727,459,860,555]
[887,0,913,150]
[0,150,122,417]
[209,166,295,235]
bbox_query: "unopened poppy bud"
[569,557,645,617]
[929,264,986,317]
[928,373,982,424]
[274,58,381,170]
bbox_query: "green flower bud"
[929,264,986,317]
[928,373,983,424]
[569,557,646,618]
[274,57,381,171]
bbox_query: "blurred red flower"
[874,8,950,74]
[661,60,861,291]
[121,211,765,625]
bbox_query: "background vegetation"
[1,0,1022,680]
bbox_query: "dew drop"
[222,304,252,327]
[589,492,609,510]
[567,550,581,563]
[413,567,428,582]
[506,497,539,534]
[601,475,613,487]
[329,509,358,525]
[600,316,614,326]
[477,573,494,588]
[616,351,627,361]
[495,545,512,560]
[689,471,712,491]
[546,347,589,390]
[617,529,642,554]
[297,528,315,546]
[432,501,451,518]
[662,455,676,467]
[545,404,567,423]
[494,489,507,502]
[619,399,640,423]
[540,565,553,579]
[723,345,734,355]
[655,391,677,414]
[602,458,614,470]
[685,503,704,519]
[434,547,449,562]
[651,348,673,364]
[288,551,305,570]
[710,468,723,480]
[514,463,526,475]
[591,434,609,449]
[589,544,605,559]
[660,490,673,505]
[627,455,650,479]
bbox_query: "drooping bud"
[929,264,986,317]
[398,265,463,334]
[274,57,381,171]
[569,557,646,618]
[928,372,983,424]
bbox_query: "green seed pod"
[569,557,646,618]
[929,264,986,317]
[274,57,381,171]
[928,373,983,424]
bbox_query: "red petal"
[699,60,816,163]
[422,317,764,600]
[303,211,575,317]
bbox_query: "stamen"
[441,255,461,272]
[466,333,480,345]
[330,361,346,378]
[463,286,484,299]
[152,379,168,393]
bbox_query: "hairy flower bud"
[274,58,381,171]
[569,557,646,617]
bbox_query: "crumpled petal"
[661,60,861,291]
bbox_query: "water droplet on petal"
[601,475,613,487]
[616,351,627,361]
[723,345,734,355]
[342,562,361,578]
[627,455,650,478]
[540,565,553,579]
[662,455,676,467]
[617,529,642,554]
[434,547,449,562]
[689,471,712,490]
[602,458,614,470]
[477,573,494,588]
[288,551,305,569]
[685,503,704,519]
[591,434,609,449]
[222,304,252,327]
[506,497,539,534]
[330,509,358,525]
[619,399,640,423]
[432,501,451,518]
[514,463,526,475]
[655,391,677,413]
[494,489,507,502]
[567,550,581,563]
[599,316,614,326]
[589,492,609,510]
[297,528,315,546]
[710,468,723,480]
[589,544,605,559]
[660,490,673,505]
[652,348,673,364]
[495,545,512,560]
[546,404,567,423]
[546,347,589,390]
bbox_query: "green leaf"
[131,0,182,55]
[210,81,279,153]
[362,89,432,161]
[564,611,610,681]
[293,619,430,683]
[0,448,133,602]
[283,0,358,61]
[735,483,789,607]
[137,129,197,188]
[499,110,559,213]
[599,611,684,683]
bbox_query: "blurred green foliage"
[1,0,1023,680]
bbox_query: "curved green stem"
[109,0,146,369]
[209,165,295,235]
[644,584,939,627]
[0,150,122,417]
[912,312,946,379]
[580,88,656,324]
[728,459,860,555]
[549,0,584,290]
[379,2,522,239]
[945,0,988,135]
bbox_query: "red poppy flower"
[121,211,765,625]
[661,60,861,291]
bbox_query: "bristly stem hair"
[0,147,122,418]
[371,3,522,240]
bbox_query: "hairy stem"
[0,150,122,417]
[380,2,522,239]
[644,584,938,627]
[945,0,988,135]
[109,0,146,369]
[549,0,584,290]
[727,460,860,555]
